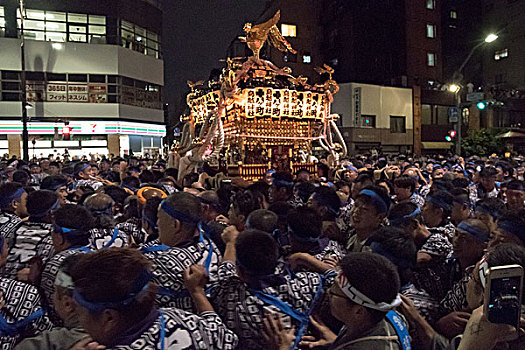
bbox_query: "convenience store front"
[0,120,165,158]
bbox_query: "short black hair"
[231,190,262,218]
[164,192,202,231]
[427,190,454,217]
[354,173,373,185]
[103,185,130,205]
[450,187,470,205]
[480,166,498,178]
[13,170,30,185]
[236,229,279,275]
[475,197,507,220]
[41,175,67,191]
[139,170,155,184]
[73,162,90,177]
[294,181,316,204]
[340,253,400,322]
[246,209,278,233]
[452,177,470,189]
[272,172,294,190]
[54,204,95,247]
[0,182,24,210]
[368,227,417,285]
[121,176,140,190]
[27,190,58,218]
[287,206,322,240]
[311,186,341,219]
[388,202,420,227]
[394,176,416,193]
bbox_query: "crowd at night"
[0,152,523,349]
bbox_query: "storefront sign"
[68,84,88,102]
[88,84,107,103]
[47,83,67,102]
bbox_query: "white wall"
[332,83,413,129]
[0,38,163,85]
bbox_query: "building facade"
[332,83,414,154]
[0,0,165,158]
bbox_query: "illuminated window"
[120,20,161,58]
[303,53,311,63]
[281,24,296,37]
[450,10,457,19]
[426,0,435,10]
[16,9,105,43]
[494,49,508,61]
[427,24,436,38]
[427,52,436,66]
[0,6,5,37]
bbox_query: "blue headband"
[370,242,414,270]
[0,188,26,208]
[359,189,389,214]
[426,196,452,212]
[389,206,421,226]
[345,165,358,173]
[404,206,421,219]
[54,224,87,238]
[160,199,199,224]
[73,270,151,313]
[498,220,525,244]
[457,221,490,243]
[75,164,90,175]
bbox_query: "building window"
[426,24,436,38]
[281,24,296,37]
[390,116,406,133]
[450,10,457,19]
[357,115,376,128]
[0,71,161,108]
[16,9,106,44]
[427,52,436,66]
[494,49,509,61]
[426,0,436,10]
[303,52,311,63]
[0,6,5,37]
[120,20,161,58]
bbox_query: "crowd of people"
[0,151,524,349]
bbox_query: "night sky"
[163,0,267,123]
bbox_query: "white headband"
[336,270,402,311]
[478,257,489,289]
[55,270,74,290]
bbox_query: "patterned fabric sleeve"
[197,311,239,349]
[419,233,453,258]
[440,275,469,314]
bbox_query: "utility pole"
[19,0,29,161]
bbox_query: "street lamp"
[19,0,29,161]
[485,33,498,43]
[448,84,460,93]
[450,32,499,155]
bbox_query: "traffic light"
[445,130,456,142]
[477,100,503,110]
[477,101,486,110]
[62,122,71,141]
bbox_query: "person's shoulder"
[0,276,40,296]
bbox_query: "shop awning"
[422,141,452,149]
